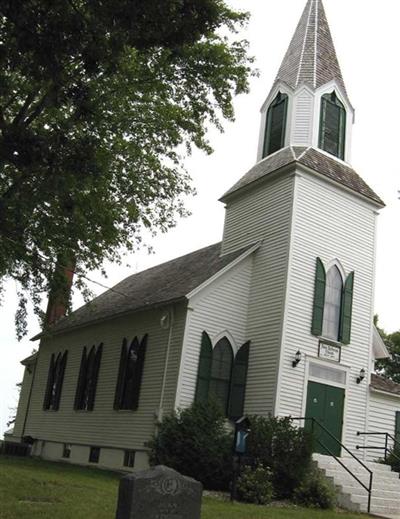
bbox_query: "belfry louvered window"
[74,343,103,411]
[43,351,68,411]
[263,92,288,158]
[114,335,147,411]
[195,332,250,420]
[311,258,354,344]
[319,91,346,160]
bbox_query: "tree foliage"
[0,0,253,337]
[375,318,400,383]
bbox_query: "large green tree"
[0,0,253,337]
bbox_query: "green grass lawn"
[0,456,370,519]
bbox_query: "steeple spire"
[273,0,347,96]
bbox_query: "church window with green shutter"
[195,332,249,420]
[311,258,354,344]
[263,92,288,158]
[319,91,346,160]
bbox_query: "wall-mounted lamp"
[357,368,366,384]
[292,350,302,368]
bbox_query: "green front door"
[305,381,345,457]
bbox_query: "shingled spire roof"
[273,0,347,96]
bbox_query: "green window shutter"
[130,335,147,411]
[263,93,288,158]
[311,258,326,336]
[395,412,400,445]
[114,339,128,410]
[53,351,68,411]
[87,343,103,411]
[74,347,88,410]
[319,92,346,160]
[340,271,354,345]
[195,332,213,404]
[43,354,55,410]
[228,341,250,420]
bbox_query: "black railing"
[357,431,400,463]
[293,417,373,513]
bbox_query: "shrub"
[236,464,273,505]
[380,445,400,473]
[293,467,336,509]
[147,401,232,490]
[246,415,313,499]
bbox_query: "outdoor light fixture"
[357,368,366,384]
[292,350,302,368]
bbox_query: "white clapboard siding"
[366,390,400,462]
[177,256,253,409]
[23,302,187,451]
[220,174,295,414]
[292,89,314,146]
[12,365,35,440]
[276,171,378,454]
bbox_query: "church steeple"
[257,0,354,164]
[274,0,348,96]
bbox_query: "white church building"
[7,0,400,514]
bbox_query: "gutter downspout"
[21,357,39,440]
[158,306,175,423]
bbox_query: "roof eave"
[30,296,188,341]
[219,160,297,204]
[296,162,385,209]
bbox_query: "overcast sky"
[1,0,399,437]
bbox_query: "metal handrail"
[293,417,373,513]
[357,431,400,463]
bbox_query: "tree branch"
[24,87,54,127]
[12,91,38,126]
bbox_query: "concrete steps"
[314,453,400,516]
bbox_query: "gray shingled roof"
[221,146,384,206]
[271,0,348,98]
[371,374,400,397]
[46,242,251,335]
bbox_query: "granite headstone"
[115,465,203,519]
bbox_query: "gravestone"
[115,465,202,519]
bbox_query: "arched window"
[263,92,288,158]
[43,350,68,411]
[114,335,148,411]
[312,258,355,344]
[319,91,346,160]
[74,343,103,411]
[322,266,343,341]
[209,338,234,415]
[195,332,250,419]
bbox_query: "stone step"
[324,472,400,490]
[323,466,400,481]
[313,454,394,472]
[315,454,400,515]
[340,486,400,500]
[316,458,393,473]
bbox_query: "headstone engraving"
[115,465,202,519]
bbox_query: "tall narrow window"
[114,335,148,411]
[74,343,103,411]
[319,91,346,160]
[43,351,68,411]
[263,92,288,158]
[322,266,343,341]
[311,258,355,344]
[195,333,250,419]
[209,338,234,415]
